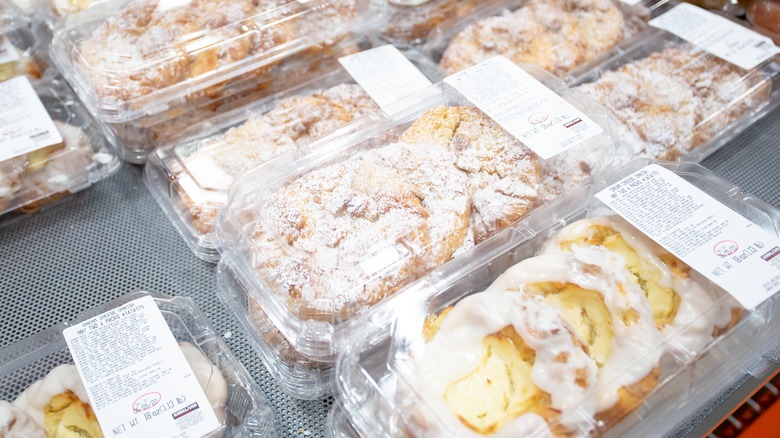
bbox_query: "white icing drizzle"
[11,342,227,431]
[12,364,89,427]
[412,291,597,435]
[0,400,46,437]
[483,249,664,412]
[542,215,719,355]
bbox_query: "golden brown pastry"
[576,45,773,159]
[439,0,625,76]
[177,83,378,234]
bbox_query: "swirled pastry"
[484,248,664,419]
[439,0,625,76]
[576,45,773,159]
[1,342,227,438]
[542,215,741,354]
[413,291,598,436]
[178,83,378,234]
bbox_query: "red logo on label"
[132,392,162,413]
[713,240,738,257]
[528,113,548,125]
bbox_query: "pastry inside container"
[573,37,776,160]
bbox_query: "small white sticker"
[596,164,780,309]
[338,45,433,109]
[0,76,63,161]
[649,3,780,70]
[444,56,603,160]
[63,296,221,438]
[0,35,20,64]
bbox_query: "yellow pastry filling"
[43,390,104,438]
[527,282,612,367]
[442,326,541,434]
[561,225,681,328]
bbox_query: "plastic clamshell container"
[48,0,379,125]
[0,15,46,82]
[569,20,780,162]
[326,402,360,438]
[0,291,277,437]
[417,0,660,81]
[217,261,334,399]
[1,0,26,33]
[332,159,780,438]
[103,34,369,164]
[145,47,441,263]
[214,62,631,377]
[0,73,119,219]
[378,0,507,47]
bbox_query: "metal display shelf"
[1,107,779,437]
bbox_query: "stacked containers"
[0,291,277,437]
[46,0,382,162]
[0,4,119,219]
[333,160,780,437]
[144,47,440,262]
[213,62,633,398]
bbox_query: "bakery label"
[338,45,432,109]
[596,164,780,309]
[0,35,20,64]
[0,76,63,162]
[444,56,603,160]
[649,3,779,70]
[63,296,221,438]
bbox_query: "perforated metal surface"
[0,107,778,438]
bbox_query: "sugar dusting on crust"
[250,105,580,319]
[577,45,771,159]
[440,0,624,76]
[180,83,377,234]
[78,0,358,101]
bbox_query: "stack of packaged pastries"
[45,0,378,162]
[0,8,118,218]
[0,293,277,437]
[330,158,780,438]
[213,66,628,399]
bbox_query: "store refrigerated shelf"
[1,106,779,437]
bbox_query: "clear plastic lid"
[216,261,334,399]
[326,402,360,438]
[0,73,119,219]
[0,291,277,437]
[0,0,29,33]
[418,0,656,80]
[333,159,780,438]
[0,22,45,82]
[380,0,508,47]
[48,0,379,123]
[571,22,780,162]
[104,34,366,164]
[146,42,440,262]
[214,62,631,363]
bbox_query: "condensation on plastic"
[213,62,631,382]
[48,0,382,124]
[417,0,659,80]
[0,291,277,437]
[0,72,120,220]
[568,20,780,163]
[332,159,780,438]
[144,46,441,262]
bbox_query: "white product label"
[0,76,63,161]
[338,45,433,109]
[444,56,603,160]
[596,164,780,309]
[63,296,221,438]
[0,35,20,64]
[649,3,780,70]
